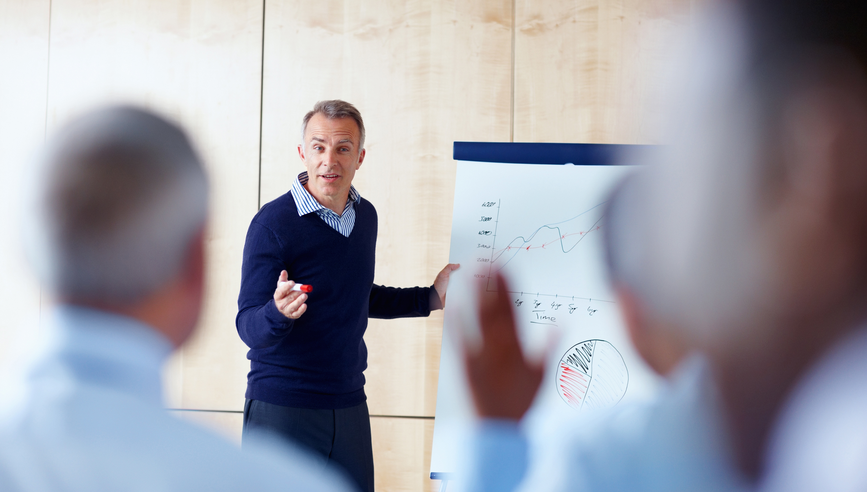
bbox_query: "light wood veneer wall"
[0,1,693,490]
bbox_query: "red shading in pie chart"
[557,339,629,411]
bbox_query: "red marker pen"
[290,284,312,293]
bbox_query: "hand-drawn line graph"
[480,199,615,304]
[491,203,606,268]
[557,339,629,411]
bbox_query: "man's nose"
[322,148,339,166]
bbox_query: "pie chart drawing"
[557,339,629,411]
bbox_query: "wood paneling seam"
[256,0,267,210]
[510,0,516,142]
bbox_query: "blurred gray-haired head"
[24,106,209,304]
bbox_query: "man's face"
[297,112,365,209]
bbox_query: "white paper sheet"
[430,161,662,479]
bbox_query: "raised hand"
[463,273,545,421]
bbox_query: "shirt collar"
[39,305,173,404]
[290,172,360,217]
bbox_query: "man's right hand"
[274,270,308,320]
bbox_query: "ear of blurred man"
[160,225,207,348]
[614,283,687,377]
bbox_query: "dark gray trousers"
[242,399,373,492]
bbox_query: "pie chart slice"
[557,339,629,411]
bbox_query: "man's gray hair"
[602,171,653,303]
[24,106,209,303]
[300,100,365,150]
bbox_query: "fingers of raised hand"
[463,273,544,419]
[478,274,520,348]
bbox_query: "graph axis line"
[500,290,615,304]
[484,199,501,292]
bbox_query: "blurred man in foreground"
[465,0,867,490]
[641,1,867,489]
[0,106,352,492]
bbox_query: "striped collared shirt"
[290,172,361,237]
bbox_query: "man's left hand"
[433,263,460,308]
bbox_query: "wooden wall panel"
[364,311,445,417]
[0,0,49,369]
[372,417,437,492]
[513,0,692,144]
[259,0,513,419]
[44,0,264,411]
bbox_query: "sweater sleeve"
[368,284,440,319]
[236,220,294,349]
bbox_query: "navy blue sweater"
[236,192,435,409]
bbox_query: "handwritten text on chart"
[507,292,608,326]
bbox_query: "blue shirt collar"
[290,172,361,217]
[38,305,174,404]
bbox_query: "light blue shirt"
[290,172,361,237]
[760,326,867,492]
[0,305,352,492]
[461,357,751,492]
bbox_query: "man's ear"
[356,148,366,169]
[185,226,206,291]
[297,144,306,162]
[616,283,688,376]
[615,284,650,361]
[171,225,206,348]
